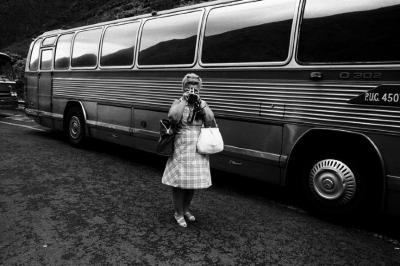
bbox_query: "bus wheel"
[301,156,368,217]
[66,107,85,146]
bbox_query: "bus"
[0,53,18,109]
[24,0,400,217]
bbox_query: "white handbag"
[196,120,224,154]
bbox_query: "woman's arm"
[168,98,186,123]
[201,100,215,127]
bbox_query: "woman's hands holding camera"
[182,91,191,102]
[183,91,201,105]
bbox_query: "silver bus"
[25,0,400,216]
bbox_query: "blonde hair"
[182,73,202,91]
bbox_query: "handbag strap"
[202,118,218,128]
[212,118,218,128]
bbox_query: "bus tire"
[300,151,369,217]
[66,106,86,146]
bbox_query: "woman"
[162,73,214,228]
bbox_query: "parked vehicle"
[24,0,400,216]
[0,53,18,109]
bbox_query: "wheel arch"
[63,101,88,134]
[284,128,386,210]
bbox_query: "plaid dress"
[162,104,212,189]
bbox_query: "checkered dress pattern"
[162,104,212,189]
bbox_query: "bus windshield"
[0,54,14,80]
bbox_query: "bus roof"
[39,0,245,37]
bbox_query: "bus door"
[25,72,39,110]
[25,40,42,110]
[38,49,54,112]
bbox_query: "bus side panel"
[212,118,282,183]
[89,127,136,148]
[52,97,67,116]
[386,179,400,216]
[134,109,165,134]
[211,153,281,183]
[366,134,400,177]
[281,123,309,157]
[366,133,400,215]
[25,72,38,110]
[38,72,52,112]
[133,109,166,152]
[281,123,309,183]
[82,101,97,137]
[52,97,68,131]
[96,104,132,140]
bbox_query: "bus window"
[40,49,53,70]
[100,22,139,67]
[42,36,57,46]
[29,40,41,71]
[298,0,400,64]
[55,34,73,69]
[138,11,202,66]
[71,28,102,68]
[202,0,297,64]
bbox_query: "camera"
[187,92,199,105]
[186,84,200,105]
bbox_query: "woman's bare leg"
[183,189,195,213]
[172,187,185,215]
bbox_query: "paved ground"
[1,108,400,265]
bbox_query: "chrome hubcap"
[69,116,81,140]
[309,159,356,204]
[322,179,334,190]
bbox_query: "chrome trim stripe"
[387,175,400,191]
[86,120,159,138]
[26,108,63,120]
[284,106,400,120]
[86,120,131,133]
[285,114,400,129]
[40,111,63,119]
[134,128,159,138]
[223,145,281,162]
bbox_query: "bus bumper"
[386,175,400,216]
[25,108,40,121]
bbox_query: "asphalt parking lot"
[1,108,400,265]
